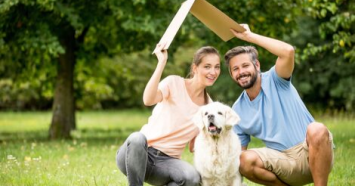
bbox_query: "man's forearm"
[244,32,294,61]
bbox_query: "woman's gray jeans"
[116,132,201,186]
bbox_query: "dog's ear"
[225,106,240,130]
[193,107,205,131]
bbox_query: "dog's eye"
[218,112,223,115]
[204,112,208,116]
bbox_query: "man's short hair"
[224,46,259,67]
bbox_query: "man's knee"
[307,122,330,146]
[239,150,262,176]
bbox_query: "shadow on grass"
[0,127,139,146]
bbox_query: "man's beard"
[235,68,258,89]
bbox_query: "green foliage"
[1,0,353,111]
[0,0,187,110]
[74,51,156,109]
[74,49,189,110]
[290,0,355,111]
[301,0,354,60]
[0,57,55,110]
[0,0,188,59]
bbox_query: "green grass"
[0,110,354,186]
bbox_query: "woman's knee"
[127,132,147,147]
[187,169,201,186]
[116,132,147,174]
[182,169,200,186]
[173,164,200,186]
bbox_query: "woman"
[116,43,221,186]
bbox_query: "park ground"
[1,110,354,185]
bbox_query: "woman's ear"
[192,64,198,75]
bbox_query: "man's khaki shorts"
[250,132,334,186]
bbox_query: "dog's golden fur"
[193,102,243,186]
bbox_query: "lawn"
[0,110,354,185]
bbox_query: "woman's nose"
[210,67,219,75]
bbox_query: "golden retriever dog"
[193,102,243,186]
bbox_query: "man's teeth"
[238,75,249,80]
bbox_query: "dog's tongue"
[209,126,217,131]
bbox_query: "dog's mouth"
[208,122,222,135]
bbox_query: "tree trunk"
[49,28,76,139]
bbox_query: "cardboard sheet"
[152,0,195,54]
[153,0,245,54]
[190,0,246,41]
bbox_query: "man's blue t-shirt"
[233,66,314,151]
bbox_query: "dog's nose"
[208,114,214,120]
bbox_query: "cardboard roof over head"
[152,0,245,54]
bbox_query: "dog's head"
[194,102,240,137]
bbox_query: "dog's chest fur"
[194,130,241,185]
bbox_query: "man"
[225,24,334,186]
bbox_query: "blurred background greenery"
[0,0,354,139]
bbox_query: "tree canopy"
[0,0,354,138]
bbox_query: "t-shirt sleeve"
[234,125,251,147]
[270,66,291,90]
[158,76,172,101]
[232,99,251,147]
